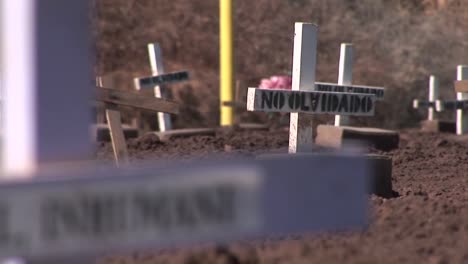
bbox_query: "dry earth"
[95,128,468,264]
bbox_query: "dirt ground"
[91,1,468,262]
[96,127,468,264]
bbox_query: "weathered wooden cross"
[436,65,468,135]
[247,23,377,153]
[0,4,370,264]
[95,79,179,165]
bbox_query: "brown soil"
[92,0,468,130]
[96,128,468,264]
[91,1,468,263]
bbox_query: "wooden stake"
[106,110,130,166]
[98,77,130,166]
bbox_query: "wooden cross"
[314,43,385,127]
[133,43,189,132]
[413,75,439,121]
[1,0,92,177]
[94,84,179,165]
[435,65,468,135]
[247,23,377,153]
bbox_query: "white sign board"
[0,154,368,260]
[247,88,376,116]
[0,167,260,258]
[137,71,189,89]
[436,100,468,111]
[315,82,385,100]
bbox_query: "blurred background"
[91,0,468,130]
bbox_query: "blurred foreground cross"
[1,0,92,177]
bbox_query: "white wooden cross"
[1,0,92,177]
[435,65,468,135]
[247,23,377,153]
[314,43,385,127]
[134,44,189,132]
[413,75,439,121]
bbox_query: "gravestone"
[413,75,456,133]
[315,44,399,151]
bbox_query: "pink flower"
[258,75,292,90]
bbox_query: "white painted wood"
[428,75,439,121]
[1,0,35,177]
[247,88,376,116]
[315,82,384,99]
[289,23,318,153]
[148,43,171,132]
[0,154,368,260]
[1,1,91,177]
[96,76,130,166]
[106,109,130,167]
[335,43,353,126]
[456,65,468,135]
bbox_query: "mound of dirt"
[97,128,468,264]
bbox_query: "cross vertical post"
[147,43,172,132]
[288,23,318,153]
[428,75,439,121]
[334,43,353,126]
[1,0,92,177]
[96,77,130,166]
[456,65,468,135]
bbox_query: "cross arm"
[135,71,190,90]
[315,82,385,100]
[95,87,179,114]
[247,88,376,116]
[412,99,436,109]
[435,100,468,111]
[455,80,468,93]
